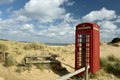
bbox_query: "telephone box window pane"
[86,39,89,42]
[87,50,89,52]
[86,43,89,47]
[79,47,81,51]
[79,43,82,46]
[79,56,81,59]
[86,48,89,51]
[77,39,81,43]
[78,52,81,55]
[86,35,90,38]
[87,35,90,37]
[78,34,82,37]
[86,35,90,42]
[82,34,86,42]
[79,63,81,67]
[78,38,81,42]
[80,35,82,37]
[79,39,82,42]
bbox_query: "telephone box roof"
[76,22,99,29]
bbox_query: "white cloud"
[14,15,30,22]
[0,0,14,4]
[66,1,75,6]
[63,13,78,23]
[0,15,29,31]
[37,23,74,37]
[14,0,67,23]
[82,7,116,21]
[0,0,80,43]
[81,8,120,41]
[98,21,118,41]
[116,29,120,36]
[1,1,120,43]
[100,29,117,41]
[21,24,34,32]
[114,16,120,23]
[0,11,78,43]
[36,19,77,43]
[98,21,117,30]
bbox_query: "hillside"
[0,40,120,80]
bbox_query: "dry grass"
[0,40,74,80]
[0,40,120,80]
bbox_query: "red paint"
[75,22,100,76]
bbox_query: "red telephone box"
[75,22,100,75]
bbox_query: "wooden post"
[3,52,6,64]
[85,65,89,80]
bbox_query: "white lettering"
[78,26,91,30]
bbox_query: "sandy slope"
[0,42,120,80]
[100,42,120,58]
[0,64,59,80]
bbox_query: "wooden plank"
[25,60,59,64]
[55,65,90,80]
[25,55,58,58]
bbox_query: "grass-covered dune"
[0,38,120,80]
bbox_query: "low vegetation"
[0,43,8,51]
[110,37,120,43]
[23,42,46,50]
[0,39,120,80]
[100,55,120,77]
[5,55,17,67]
[16,67,23,73]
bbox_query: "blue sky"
[0,0,120,43]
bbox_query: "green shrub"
[114,62,120,74]
[112,43,120,47]
[106,62,120,75]
[0,43,8,51]
[5,55,17,67]
[23,45,30,50]
[108,55,119,62]
[106,63,115,73]
[100,58,108,68]
[100,56,120,77]
[106,57,120,76]
[89,73,97,79]
[111,37,120,43]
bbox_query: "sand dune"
[100,42,120,58]
[0,41,120,80]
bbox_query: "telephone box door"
[75,32,91,70]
